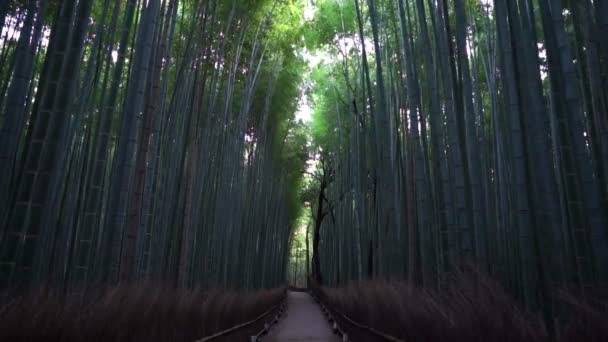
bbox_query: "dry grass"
[313,270,608,342]
[0,284,285,342]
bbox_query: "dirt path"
[264,291,340,342]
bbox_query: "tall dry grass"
[313,270,608,342]
[0,284,284,342]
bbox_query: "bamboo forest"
[0,0,607,340]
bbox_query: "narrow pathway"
[265,291,340,342]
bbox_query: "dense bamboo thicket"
[305,0,608,318]
[0,0,308,292]
[2,0,608,339]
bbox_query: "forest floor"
[265,291,340,342]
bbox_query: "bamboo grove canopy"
[0,0,308,291]
[1,0,608,321]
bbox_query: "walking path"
[264,291,340,342]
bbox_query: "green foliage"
[267,0,307,51]
[303,0,357,48]
[308,59,353,153]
